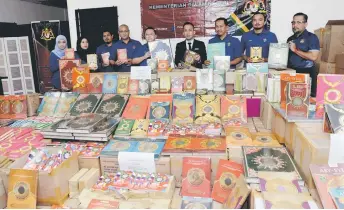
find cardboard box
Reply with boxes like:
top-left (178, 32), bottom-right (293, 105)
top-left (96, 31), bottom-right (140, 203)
top-left (335, 53), bottom-right (344, 74)
top-left (260, 99), bottom-right (274, 130)
top-left (322, 20), bottom-right (344, 63)
top-left (293, 127), bottom-right (330, 189)
top-left (314, 28), bottom-right (325, 48)
top-left (319, 61), bottom-right (336, 74)
top-left (100, 155), bottom-right (171, 176)
top-left (271, 110), bottom-right (286, 143)
top-left (0, 148), bottom-right (79, 205)
top-left (78, 157), bottom-right (100, 171)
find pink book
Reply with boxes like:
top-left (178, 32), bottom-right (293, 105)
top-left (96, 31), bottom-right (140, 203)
top-left (316, 74), bottom-right (344, 118)
top-left (247, 98), bottom-right (261, 117)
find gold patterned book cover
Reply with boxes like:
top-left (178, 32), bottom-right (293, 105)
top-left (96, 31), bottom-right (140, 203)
top-left (250, 47), bottom-right (262, 62)
top-left (54, 92), bottom-right (79, 118)
top-left (72, 66), bottom-right (90, 93)
top-left (172, 93), bottom-right (195, 124)
top-left (87, 54), bottom-right (98, 70)
top-left (130, 119), bottom-right (149, 137)
top-left (195, 95), bottom-right (221, 124)
top-left (252, 133), bottom-right (281, 147)
top-left (262, 192), bottom-right (315, 209)
top-left (117, 76), bottom-right (129, 94)
top-left (95, 94), bottom-right (129, 117)
top-left (59, 59), bottom-right (81, 90)
top-left (183, 76), bottom-right (196, 93)
top-left (7, 169), bottom-right (38, 209)
top-left (223, 175), bottom-right (251, 209)
top-left (159, 76), bottom-right (171, 93)
top-left (258, 172), bottom-right (304, 194)
top-left (132, 139), bottom-right (166, 158)
top-left (38, 92), bottom-right (61, 117)
top-left (225, 126), bottom-right (253, 146)
top-left (221, 95), bottom-right (247, 126)
top-left (115, 119), bottom-right (135, 136)
top-left (286, 83), bottom-right (309, 118)
top-left (88, 73), bottom-right (104, 93)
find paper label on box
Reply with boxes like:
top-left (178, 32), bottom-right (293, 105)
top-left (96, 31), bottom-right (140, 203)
top-left (328, 134), bottom-right (344, 167)
top-left (118, 152), bottom-right (156, 173)
top-left (131, 66), bottom-right (151, 80)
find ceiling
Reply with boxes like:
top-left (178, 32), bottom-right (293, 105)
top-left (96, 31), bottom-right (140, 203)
top-left (20, 0), bottom-right (67, 8)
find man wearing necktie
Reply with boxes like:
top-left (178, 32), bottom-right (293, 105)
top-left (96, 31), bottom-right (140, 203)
top-left (174, 22), bottom-right (207, 68)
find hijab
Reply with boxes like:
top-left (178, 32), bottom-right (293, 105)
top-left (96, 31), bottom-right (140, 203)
top-left (76, 37), bottom-right (90, 62)
top-left (52, 35), bottom-right (67, 58)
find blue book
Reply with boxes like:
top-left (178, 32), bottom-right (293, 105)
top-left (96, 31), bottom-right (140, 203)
top-left (100, 139), bottom-right (138, 156)
top-left (149, 102), bottom-right (170, 120)
top-left (37, 92), bottom-right (61, 116)
top-left (246, 63), bottom-right (269, 73)
top-left (132, 139), bottom-right (166, 158)
top-left (329, 187), bottom-right (344, 209)
top-left (181, 196), bottom-right (213, 209)
top-left (102, 74), bottom-right (118, 94)
top-left (207, 43), bottom-right (226, 69)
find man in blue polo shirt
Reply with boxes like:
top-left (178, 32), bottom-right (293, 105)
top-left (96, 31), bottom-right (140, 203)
top-left (96, 29), bottom-right (116, 72)
top-left (111, 24), bottom-right (142, 72)
top-left (206, 17), bottom-right (242, 68)
top-left (132, 27), bottom-right (156, 66)
top-left (241, 12), bottom-right (278, 63)
top-left (287, 13), bottom-right (320, 97)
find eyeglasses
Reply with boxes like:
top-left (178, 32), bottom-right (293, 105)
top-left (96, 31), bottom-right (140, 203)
top-left (291, 21), bottom-right (306, 25)
top-left (119, 30), bottom-right (129, 33)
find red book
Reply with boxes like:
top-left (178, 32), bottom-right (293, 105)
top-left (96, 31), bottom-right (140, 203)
top-left (286, 83), bottom-right (309, 118)
top-left (117, 49), bottom-right (128, 62)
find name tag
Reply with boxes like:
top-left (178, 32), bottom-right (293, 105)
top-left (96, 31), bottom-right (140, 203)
top-left (194, 48), bottom-right (199, 50)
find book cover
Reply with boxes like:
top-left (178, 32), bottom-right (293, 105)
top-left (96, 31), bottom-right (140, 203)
top-left (171, 76), bottom-right (184, 93)
top-left (172, 93), bottom-right (195, 124)
top-left (147, 58), bottom-right (158, 73)
top-left (54, 92), bottom-right (79, 118)
top-left (212, 159), bottom-right (244, 203)
top-left (68, 94), bottom-right (102, 116)
top-left (286, 83), bottom-right (309, 118)
top-left (196, 68), bottom-right (213, 91)
top-left (59, 59), bottom-right (80, 90)
top-left (214, 56), bottom-right (230, 71)
top-left (138, 79), bottom-right (150, 95)
top-left (84, 117), bottom-right (120, 138)
top-left (221, 95), bottom-right (247, 126)
top-left (128, 79), bottom-right (139, 95)
top-left (95, 94), bottom-right (129, 117)
top-left (157, 60), bottom-right (169, 72)
top-left (223, 175), bottom-right (251, 209)
top-left (114, 119), bottom-right (135, 136)
top-left (252, 133), bottom-right (280, 147)
top-left (149, 102), bottom-right (170, 120)
top-left (0, 96), bottom-right (11, 119)
top-left (102, 74), bottom-right (118, 94)
top-left (195, 95), bottom-right (221, 124)
top-left (225, 126), bottom-right (253, 146)
top-left (243, 146), bottom-right (302, 184)
top-left (250, 47), bottom-right (262, 62)
top-left (87, 54), bottom-right (98, 70)
top-left (183, 76), bottom-right (196, 93)
top-left (268, 43), bottom-right (289, 69)
top-left (67, 113), bottom-right (106, 133)
top-left (181, 157), bottom-right (211, 197)
top-left (213, 69), bottom-right (226, 92)
top-left (181, 196), bottom-right (212, 209)
top-left (7, 169), bottom-right (38, 209)
top-left (234, 70), bottom-right (246, 92)
top-left (262, 192), bottom-right (315, 209)
top-left (148, 40), bottom-right (174, 68)
top-left (159, 76), bottom-right (171, 93)
top-left (267, 77), bottom-right (281, 103)
top-left (147, 119), bottom-right (169, 137)
top-left (207, 43), bottom-right (226, 69)
top-left (163, 135), bottom-right (193, 152)
top-left (65, 48), bottom-right (75, 59)
top-left (245, 73), bottom-right (257, 91)
top-left (38, 92), bottom-right (61, 117)
top-left (87, 199), bottom-right (119, 209)
top-left (117, 76), bottom-right (129, 94)
top-left (101, 52), bottom-right (110, 66)
top-left (246, 63), bottom-right (269, 73)
top-left (101, 139), bottom-right (138, 156)
top-left (194, 136), bottom-right (226, 152)
top-left (117, 49), bottom-right (128, 62)
top-left (133, 139), bottom-right (166, 158)
top-left (280, 73), bottom-right (308, 109)
top-left (329, 187), bottom-right (344, 209)
top-left (324, 104), bottom-right (344, 133)
top-left (151, 79), bottom-right (160, 94)
top-left (9, 95), bottom-right (27, 119)
top-left (130, 119), bottom-right (149, 137)
top-left (256, 73), bottom-right (268, 94)
top-left (309, 164), bottom-right (344, 209)
top-left (88, 73), bottom-right (104, 93)
top-left (146, 94), bottom-right (173, 119)
top-left (183, 50), bottom-right (197, 67)
top-left (72, 66), bottom-right (90, 93)
top-left (316, 74), bottom-right (344, 118)
top-left (258, 172), bottom-right (303, 193)
top-left (121, 96), bottom-right (149, 119)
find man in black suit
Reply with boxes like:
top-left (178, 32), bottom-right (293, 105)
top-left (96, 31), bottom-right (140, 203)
top-left (174, 22), bottom-right (207, 68)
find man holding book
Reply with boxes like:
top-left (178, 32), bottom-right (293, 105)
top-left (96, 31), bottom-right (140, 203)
top-left (174, 22), bottom-right (207, 69)
top-left (111, 24), bottom-right (142, 72)
top-left (96, 29), bottom-right (116, 72)
top-left (132, 27), bottom-right (157, 66)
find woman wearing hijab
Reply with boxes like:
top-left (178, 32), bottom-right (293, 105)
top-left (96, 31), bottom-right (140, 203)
top-left (49, 35), bottom-right (67, 89)
top-left (75, 37), bottom-right (97, 70)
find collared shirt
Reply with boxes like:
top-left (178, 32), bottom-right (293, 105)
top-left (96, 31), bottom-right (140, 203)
top-left (208, 34), bottom-right (242, 68)
top-left (287, 29), bottom-right (320, 68)
top-left (185, 39), bottom-right (195, 50)
top-left (132, 43), bottom-right (149, 66)
top-left (113, 38), bottom-right (142, 72)
top-left (96, 42), bottom-right (116, 72)
top-left (241, 29), bottom-right (278, 58)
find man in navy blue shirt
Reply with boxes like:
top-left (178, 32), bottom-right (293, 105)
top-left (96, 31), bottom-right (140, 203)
top-left (96, 29), bottom-right (116, 72)
top-left (241, 13), bottom-right (278, 63)
top-left (287, 13), bottom-right (320, 97)
top-left (206, 17), bottom-right (242, 68)
top-left (111, 24), bottom-right (142, 72)
top-left (132, 27), bottom-right (156, 66)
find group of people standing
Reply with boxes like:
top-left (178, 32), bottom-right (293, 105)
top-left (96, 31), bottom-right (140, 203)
top-left (49, 12), bottom-right (319, 96)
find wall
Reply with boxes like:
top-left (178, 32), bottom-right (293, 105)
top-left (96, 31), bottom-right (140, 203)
top-left (0, 0), bottom-right (67, 25)
top-left (67, 0), bottom-right (344, 48)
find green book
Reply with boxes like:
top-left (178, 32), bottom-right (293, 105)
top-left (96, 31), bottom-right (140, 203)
top-left (114, 119), bottom-right (135, 136)
top-left (207, 43), bottom-right (226, 69)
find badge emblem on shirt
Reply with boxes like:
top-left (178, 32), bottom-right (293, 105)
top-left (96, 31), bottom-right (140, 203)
top-left (300, 39), bottom-right (305, 43)
top-left (263, 38), bottom-right (267, 42)
top-left (133, 45), bottom-right (136, 49)
top-left (227, 42), bottom-right (231, 47)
